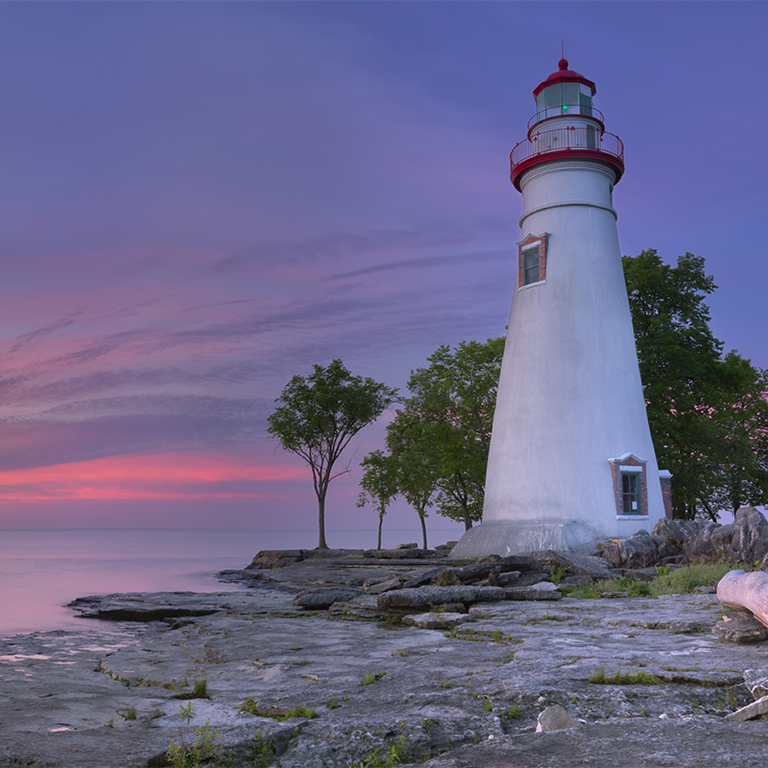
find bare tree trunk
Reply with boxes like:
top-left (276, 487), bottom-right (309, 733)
top-left (377, 511), bottom-right (383, 550)
top-left (317, 491), bottom-right (328, 549)
top-left (419, 512), bottom-right (428, 551)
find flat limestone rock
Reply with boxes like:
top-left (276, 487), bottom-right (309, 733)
top-left (725, 694), bottom-right (768, 722)
top-left (292, 587), bottom-right (364, 609)
top-left (377, 586), bottom-right (506, 612)
top-left (67, 593), bottom-right (226, 622)
top-left (535, 704), bottom-right (579, 732)
top-left (711, 611), bottom-right (768, 644)
top-left (402, 612), bottom-right (472, 630)
top-left (504, 584), bottom-right (562, 601)
top-left (364, 578), bottom-right (404, 595)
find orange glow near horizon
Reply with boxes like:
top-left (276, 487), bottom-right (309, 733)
top-left (0, 452), bottom-right (309, 502)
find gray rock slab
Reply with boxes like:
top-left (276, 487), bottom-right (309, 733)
top-left (377, 586), bottom-right (506, 613)
top-left (292, 587), bottom-right (364, 609)
top-left (3, 560), bottom-right (766, 768)
top-left (504, 585), bottom-right (562, 601)
top-left (364, 578), bottom-right (404, 594)
top-left (402, 613), bottom-right (473, 630)
top-left (544, 550), bottom-right (612, 578)
top-left (744, 668), bottom-right (768, 700)
top-left (712, 611), bottom-right (768, 644)
top-left (725, 694), bottom-right (768, 722)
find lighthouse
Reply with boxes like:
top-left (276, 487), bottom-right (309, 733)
top-left (452, 59), bottom-right (670, 558)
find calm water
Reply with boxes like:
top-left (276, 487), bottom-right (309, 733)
top-left (0, 528), bottom-right (457, 635)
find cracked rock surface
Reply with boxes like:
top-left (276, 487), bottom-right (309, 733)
top-left (2, 555), bottom-right (768, 767)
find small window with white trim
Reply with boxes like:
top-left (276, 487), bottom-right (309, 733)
top-left (622, 471), bottom-right (642, 515)
top-left (517, 233), bottom-right (549, 289)
top-left (609, 453), bottom-right (649, 517)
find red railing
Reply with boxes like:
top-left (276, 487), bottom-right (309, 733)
top-left (510, 126), bottom-right (624, 175)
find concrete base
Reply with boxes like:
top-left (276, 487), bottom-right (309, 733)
top-left (448, 520), bottom-right (601, 559)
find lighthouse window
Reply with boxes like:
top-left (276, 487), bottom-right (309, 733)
top-left (622, 472), bottom-right (642, 515)
top-left (545, 84), bottom-right (561, 111)
top-left (580, 86), bottom-right (593, 116)
top-left (523, 246), bottom-right (540, 285)
top-left (561, 83), bottom-right (578, 112)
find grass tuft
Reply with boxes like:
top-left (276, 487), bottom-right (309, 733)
top-left (589, 667), bottom-right (662, 685)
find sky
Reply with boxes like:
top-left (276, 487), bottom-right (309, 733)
top-left (0, 1), bottom-right (766, 535)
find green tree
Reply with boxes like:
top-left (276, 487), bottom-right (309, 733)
top-left (268, 360), bottom-right (398, 548)
top-left (356, 450), bottom-right (399, 550)
top-left (384, 410), bottom-right (442, 549)
top-left (623, 250), bottom-right (768, 519)
top-left (388, 337), bottom-right (504, 531)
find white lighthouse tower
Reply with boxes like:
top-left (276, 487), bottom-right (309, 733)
top-left (452, 59), bottom-right (670, 558)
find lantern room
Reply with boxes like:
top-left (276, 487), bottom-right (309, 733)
top-left (533, 59), bottom-right (596, 125)
top-left (510, 59), bottom-right (624, 191)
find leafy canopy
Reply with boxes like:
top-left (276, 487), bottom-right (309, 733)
top-left (268, 359), bottom-right (398, 548)
top-left (369, 337), bottom-right (504, 538)
top-left (623, 250), bottom-right (768, 519)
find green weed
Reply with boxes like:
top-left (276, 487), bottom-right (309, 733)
top-left (166, 703), bottom-right (222, 768)
top-left (363, 671), bottom-right (387, 685)
top-left (501, 705), bottom-right (524, 721)
top-left (589, 667), bottom-right (662, 685)
top-left (550, 564), bottom-right (567, 585)
top-left (239, 698), bottom-right (316, 720)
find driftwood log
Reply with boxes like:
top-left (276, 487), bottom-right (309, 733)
top-left (717, 570), bottom-right (768, 628)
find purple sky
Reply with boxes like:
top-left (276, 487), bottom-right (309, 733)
top-left (0, 2), bottom-right (765, 535)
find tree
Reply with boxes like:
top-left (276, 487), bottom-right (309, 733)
top-left (268, 360), bottom-right (398, 548)
top-left (623, 250), bottom-right (768, 519)
top-left (386, 337), bottom-right (505, 532)
top-left (356, 450), bottom-right (399, 550)
top-left (384, 410), bottom-right (441, 549)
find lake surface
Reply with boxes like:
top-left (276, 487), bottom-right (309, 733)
top-left (0, 528), bottom-right (459, 635)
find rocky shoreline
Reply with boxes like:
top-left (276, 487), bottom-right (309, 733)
top-left (2, 531), bottom-right (768, 767)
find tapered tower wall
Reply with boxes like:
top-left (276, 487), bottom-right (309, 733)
top-left (451, 62), bottom-right (667, 558)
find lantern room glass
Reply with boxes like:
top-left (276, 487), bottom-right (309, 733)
top-left (536, 82), bottom-right (593, 121)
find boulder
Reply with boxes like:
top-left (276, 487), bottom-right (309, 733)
top-left (735, 506), bottom-right (768, 564)
top-left (652, 518), bottom-right (704, 560)
top-left (292, 587), bottom-right (365, 609)
top-left (498, 571), bottom-right (521, 587)
top-left (684, 522), bottom-right (735, 564)
top-left (618, 529), bottom-right (658, 569)
top-left (544, 550), bottom-right (612, 578)
top-left (535, 705), bottom-right (579, 732)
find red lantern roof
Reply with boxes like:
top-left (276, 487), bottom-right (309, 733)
top-left (532, 59), bottom-right (596, 99)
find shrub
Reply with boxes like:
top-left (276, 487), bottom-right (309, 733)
top-left (649, 561), bottom-right (735, 595)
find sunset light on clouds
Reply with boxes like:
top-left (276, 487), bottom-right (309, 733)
top-left (0, 2), bottom-right (766, 531)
